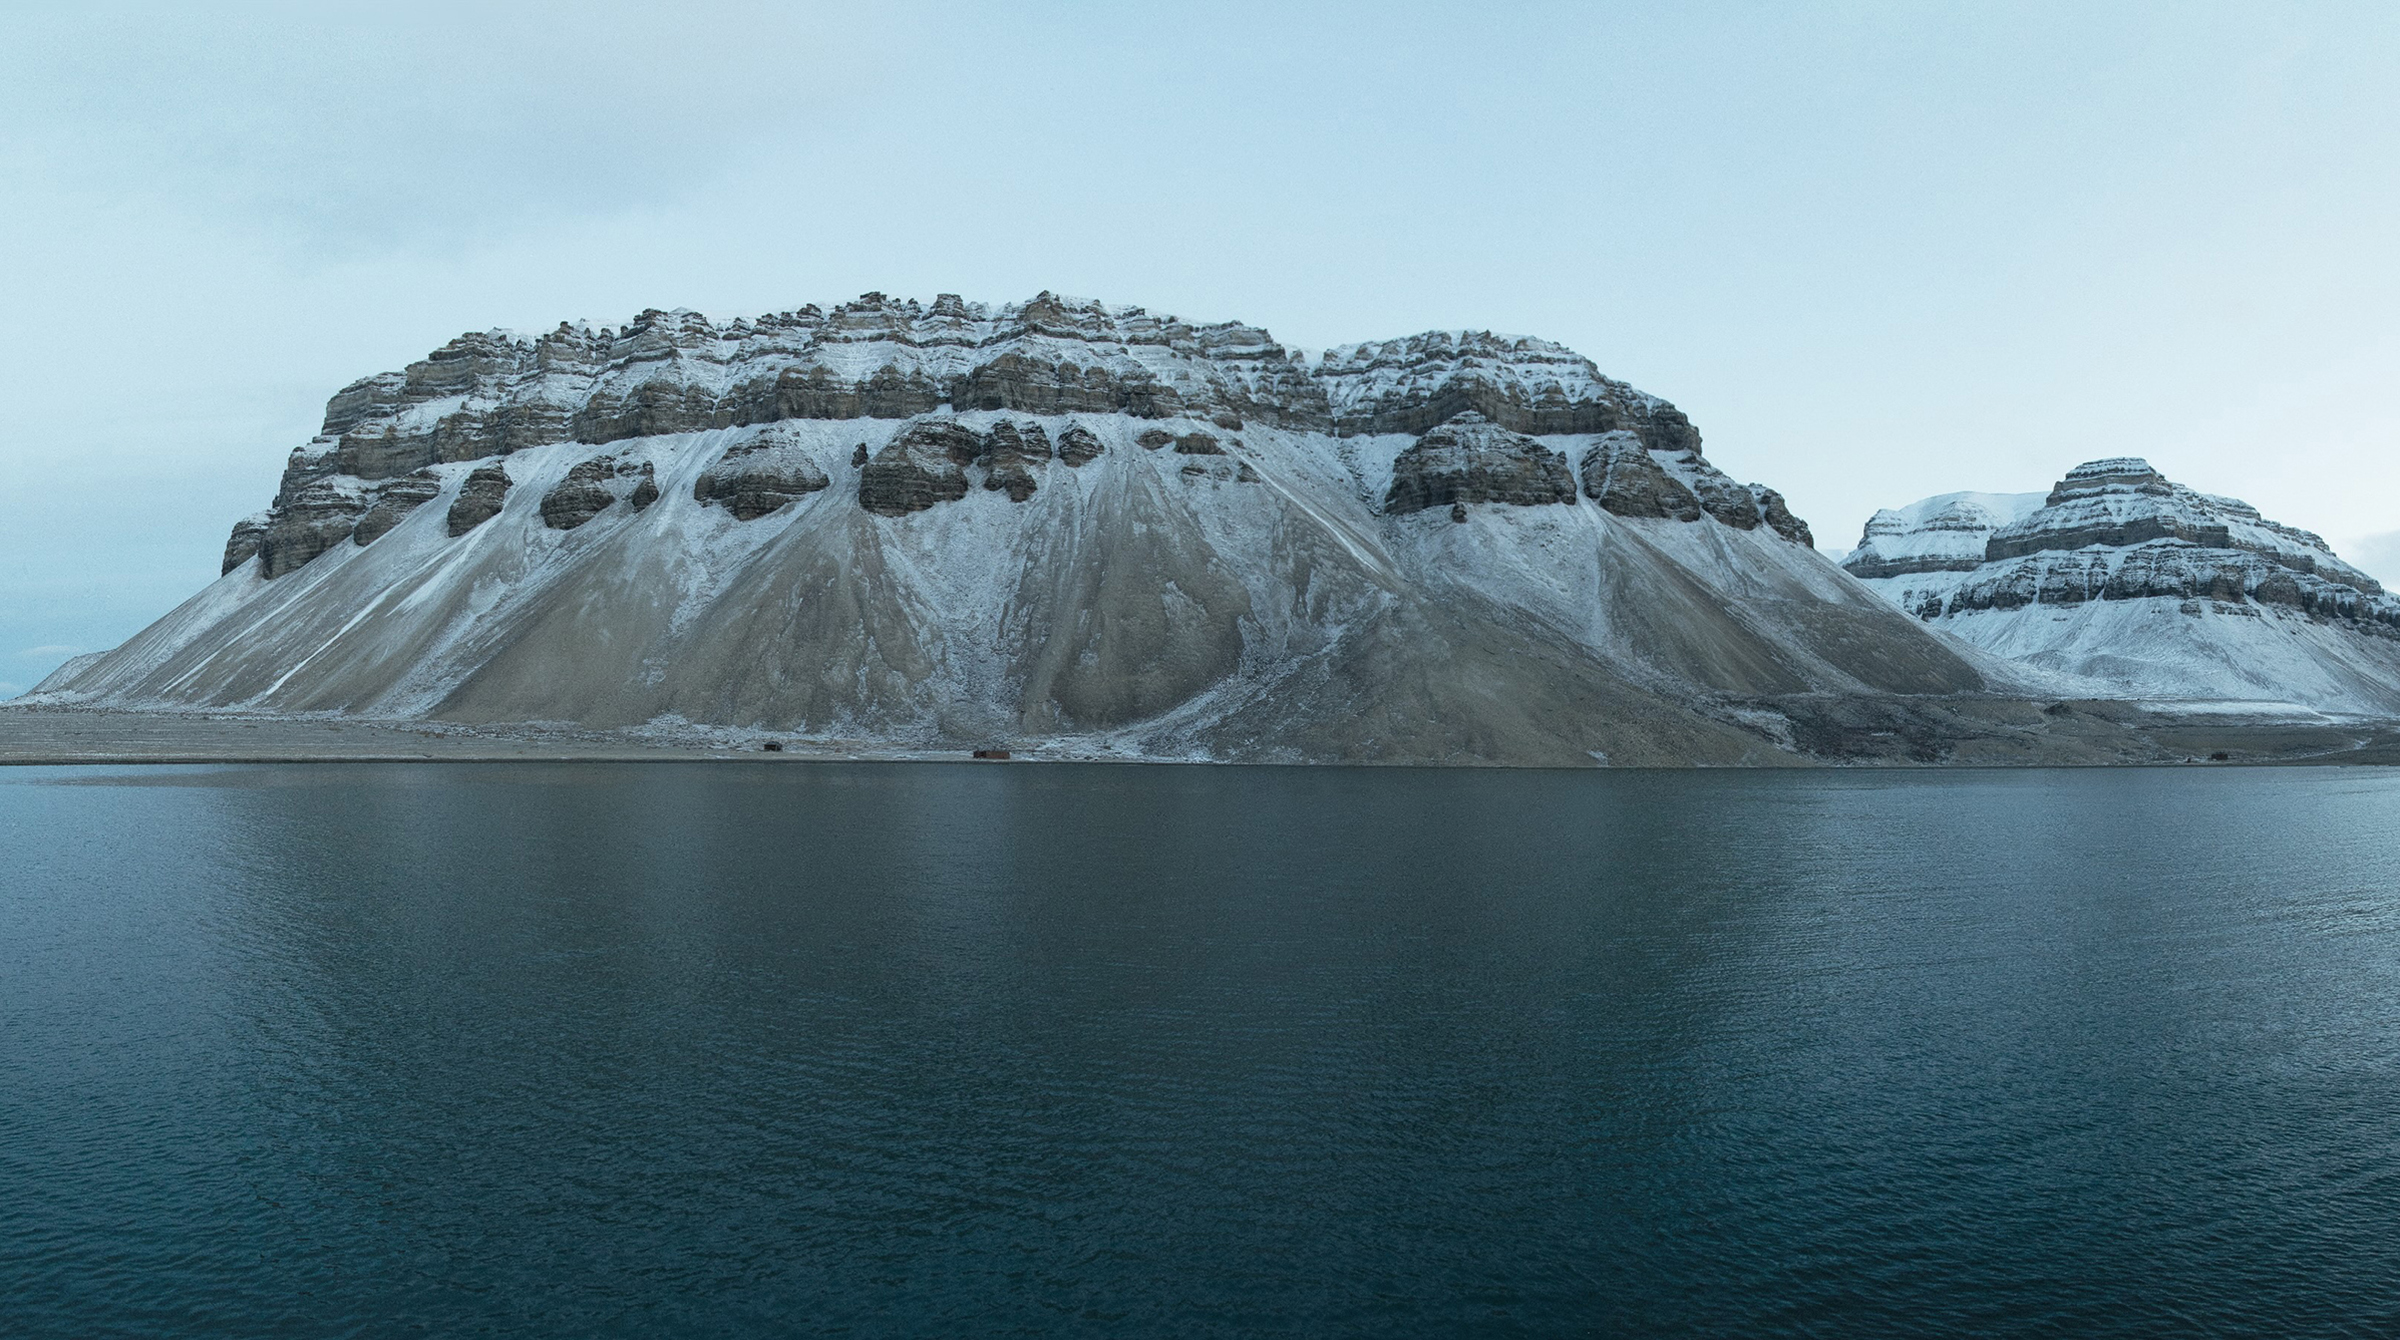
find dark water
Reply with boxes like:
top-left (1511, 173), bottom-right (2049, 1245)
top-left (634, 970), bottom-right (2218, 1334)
top-left (4, 763), bottom-right (2399, 1337)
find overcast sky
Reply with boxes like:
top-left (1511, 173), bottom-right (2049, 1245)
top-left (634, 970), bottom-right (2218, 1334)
top-left (5, 1), bottom-right (2398, 695)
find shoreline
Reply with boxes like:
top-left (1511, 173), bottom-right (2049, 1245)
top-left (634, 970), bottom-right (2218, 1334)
top-left (7, 703), bottom-right (2400, 769)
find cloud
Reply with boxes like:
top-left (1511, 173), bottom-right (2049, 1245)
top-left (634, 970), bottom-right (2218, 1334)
top-left (18, 644), bottom-right (80, 659)
top-left (0, 2), bottom-right (921, 254)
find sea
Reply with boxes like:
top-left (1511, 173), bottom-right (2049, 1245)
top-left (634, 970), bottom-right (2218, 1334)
top-left (4, 762), bottom-right (2398, 1336)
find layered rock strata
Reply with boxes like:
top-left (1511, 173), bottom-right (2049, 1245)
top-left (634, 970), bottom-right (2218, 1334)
top-left (691, 435), bottom-right (827, 522)
top-left (543, 456), bottom-right (659, 530)
top-left (1056, 425), bottom-right (1104, 466)
top-left (858, 420), bottom-right (977, 516)
top-left (980, 421), bottom-right (1051, 502)
top-left (356, 471), bottom-right (444, 545)
top-left (1315, 331), bottom-right (1699, 447)
top-left (47, 292), bottom-right (1996, 767)
top-left (1385, 413), bottom-right (1575, 514)
top-left (1581, 433), bottom-right (1699, 521)
top-left (255, 486), bottom-right (358, 577)
top-left (1842, 492), bottom-right (2044, 580)
top-left (217, 293), bottom-right (1813, 569)
top-left (445, 465), bottom-right (511, 536)
top-left (1844, 459), bottom-right (2400, 713)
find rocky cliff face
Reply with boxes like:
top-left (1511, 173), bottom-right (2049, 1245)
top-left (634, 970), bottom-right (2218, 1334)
top-left (1843, 460), bottom-right (2400, 715)
top-left (205, 292), bottom-right (1814, 576)
top-left (542, 456), bottom-right (660, 530)
top-left (1383, 413), bottom-right (1575, 514)
top-left (1842, 491), bottom-right (2046, 580)
top-left (41, 292), bottom-right (2008, 765)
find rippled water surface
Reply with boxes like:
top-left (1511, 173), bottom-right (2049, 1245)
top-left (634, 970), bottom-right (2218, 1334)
top-left (5, 762), bottom-right (2400, 1336)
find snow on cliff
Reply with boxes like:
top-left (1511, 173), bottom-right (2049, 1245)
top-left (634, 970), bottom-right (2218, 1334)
top-left (37, 292), bottom-right (2015, 764)
top-left (1843, 459), bottom-right (2400, 717)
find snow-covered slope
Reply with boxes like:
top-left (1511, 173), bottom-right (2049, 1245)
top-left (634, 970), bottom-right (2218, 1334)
top-left (39, 292), bottom-right (2008, 764)
top-left (1843, 459), bottom-right (2400, 717)
top-left (1844, 492), bottom-right (2045, 579)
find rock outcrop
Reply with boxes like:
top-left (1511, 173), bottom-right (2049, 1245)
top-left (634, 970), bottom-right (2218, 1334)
top-left (1056, 424), bottom-right (1104, 467)
top-left (1751, 487), bottom-right (1814, 548)
top-left (1844, 460), bottom-right (2400, 714)
top-left (273, 292), bottom-right (1330, 501)
top-left (542, 456), bottom-right (659, 530)
top-left (1384, 413), bottom-right (1575, 514)
top-left (1683, 460), bottom-right (1762, 530)
top-left (1315, 331), bottom-right (1698, 449)
top-left (257, 481), bottom-right (370, 578)
top-left (980, 421), bottom-right (1050, 502)
top-left (222, 514), bottom-right (270, 574)
top-left (445, 465), bottom-right (511, 536)
top-left (1580, 433), bottom-right (1700, 521)
top-left (858, 420), bottom-right (975, 516)
top-left (691, 435), bottom-right (828, 522)
top-left (355, 471), bottom-right (444, 545)
top-left (1572, 427), bottom-right (1809, 544)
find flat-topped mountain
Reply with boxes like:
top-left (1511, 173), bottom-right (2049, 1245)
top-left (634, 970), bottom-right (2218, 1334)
top-left (1844, 458), bottom-right (2400, 716)
top-left (216, 294), bottom-right (1780, 579)
top-left (38, 292), bottom-right (2029, 764)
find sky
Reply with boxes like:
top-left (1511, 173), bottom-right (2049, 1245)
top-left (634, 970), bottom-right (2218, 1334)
top-left (4, 0), bottom-right (2399, 695)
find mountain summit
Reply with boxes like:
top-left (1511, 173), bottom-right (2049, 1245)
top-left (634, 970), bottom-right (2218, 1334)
top-left (40, 292), bottom-right (2014, 763)
top-left (1843, 458), bottom-right (2400, 716)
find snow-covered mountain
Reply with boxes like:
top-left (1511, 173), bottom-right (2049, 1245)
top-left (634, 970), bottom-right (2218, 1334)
top-left (1843, 458), bottom-right (2400, 716)
top-left (38, 292), bottom-right (2016, 764)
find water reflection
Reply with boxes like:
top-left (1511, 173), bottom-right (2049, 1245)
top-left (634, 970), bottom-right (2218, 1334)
top-left (3, 763), bottom-right (2398, 1335)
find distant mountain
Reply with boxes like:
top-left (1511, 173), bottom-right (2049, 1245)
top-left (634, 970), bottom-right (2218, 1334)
top-left (35, 292), bottom-right (2023, 764)
top-left (1843, 458), bottom-right (2400, 716)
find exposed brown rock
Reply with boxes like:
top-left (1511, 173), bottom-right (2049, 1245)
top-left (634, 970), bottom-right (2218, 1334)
top-left (914, 420), bottom-right (988, 466)
top-left (1384, 412), bottom-right (1575, 515)
top-left (1317, 330), bottom-right (1700, 451)
top-left (950, 350), bottom-right (1181, 419)
top-left (355, 471), bottom-right (442, 545)
top-left (1751, 486), bottom-right (1814, 547)
top-left (541, 458), bottom-right (624, 531)
top-left (982, 421), bottom-right (1051, 503)
top-left (259, 482), bottom-right (368, 578)
top-left (446, 465), bottom-right (511, 536)
top-left (222, 515), bottom-right (269, 574)
top-left (1676, 457), bottom-right (1761, 529)
top-left (1580, 433), bottom-right (1700, 522)
top-left (1985, 459), bottom-right (2232, 562)
top-left (1943, 545), bottom-right (2400, 630)
top-left (725, 362), bottom-right (948, 428)
top-left (693, 436), bottom-right (832, 522)
top-left (1057, 424), bottom-right (1104, 466)
top-left (859, 421), bottom-right (975, 516)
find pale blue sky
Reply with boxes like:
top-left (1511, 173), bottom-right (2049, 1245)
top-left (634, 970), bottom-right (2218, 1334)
top-left (5, 1), bottom-right (2397, 694)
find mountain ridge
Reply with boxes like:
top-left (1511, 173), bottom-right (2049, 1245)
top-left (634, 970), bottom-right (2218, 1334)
top-left (1842, 458), bottom-right (2400, 717)
top-left (31, 292), bottom-right (2187, 765)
